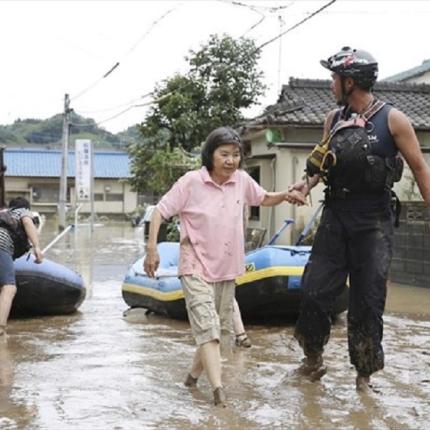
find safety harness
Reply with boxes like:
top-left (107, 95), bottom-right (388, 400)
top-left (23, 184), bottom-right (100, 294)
top-left (306, 99), bottom-right (404, 225)
top-left (307, 100), bottom-right (403, 188)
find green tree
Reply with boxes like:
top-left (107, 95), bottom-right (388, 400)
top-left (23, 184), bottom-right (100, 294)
top-left (129, 34), bottom-right (265, 194)
top-left (128, 128), bottom-right (199, 196)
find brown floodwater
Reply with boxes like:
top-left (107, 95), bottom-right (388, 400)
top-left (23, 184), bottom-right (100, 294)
top-left (1, 220), bottom-right (429, 429)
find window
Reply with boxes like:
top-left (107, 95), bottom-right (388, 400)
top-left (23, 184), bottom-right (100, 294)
top-left (105, 193), bottom-right (123, 202)
top-left (247, 166), bottom-right (261, 221)
top-left (94, 193), bottom-right (104, 201)
top-left (31, 185), bottom-right (60, 203)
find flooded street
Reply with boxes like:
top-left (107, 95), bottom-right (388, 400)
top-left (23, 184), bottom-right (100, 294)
top-left (1, 221), bottom-right (429, 429)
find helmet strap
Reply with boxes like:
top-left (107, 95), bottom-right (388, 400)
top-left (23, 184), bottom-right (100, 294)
top-left (339, 76), bottom-right (355, 105)
top-left (339, 76), bottom-right (349, 105)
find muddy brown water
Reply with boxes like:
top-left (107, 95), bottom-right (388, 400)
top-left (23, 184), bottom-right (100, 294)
top-left (1, 220), bottom-right (429, 429)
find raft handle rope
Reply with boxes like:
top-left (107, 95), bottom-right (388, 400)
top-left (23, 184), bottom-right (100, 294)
top-left (267, 219), bottom-right (294, 245)
top-left (41, 224), bottom-right (74, 255)
top-left (295, 202), bottom-right (325, 246)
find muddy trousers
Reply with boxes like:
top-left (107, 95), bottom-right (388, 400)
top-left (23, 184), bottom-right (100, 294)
top-left (294, 205), bottom-right (394, 376)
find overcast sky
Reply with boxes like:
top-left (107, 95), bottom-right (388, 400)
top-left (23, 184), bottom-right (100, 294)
top-left (1, 0), bottom-right (429, 134)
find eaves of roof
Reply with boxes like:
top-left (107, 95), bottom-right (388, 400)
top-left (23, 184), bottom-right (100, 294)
top-left (383, 59), bottom-right (430, 82)
top-left (246, 78), bottom-right (430, 131)
top-left (3, 148), bottom-right (132, 178)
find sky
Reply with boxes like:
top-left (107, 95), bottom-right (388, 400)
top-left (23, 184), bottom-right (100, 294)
top-left (1, 0), bottom-right (430, 134)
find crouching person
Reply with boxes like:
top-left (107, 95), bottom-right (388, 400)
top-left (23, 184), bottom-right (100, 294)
top-left (143, 126), bottom-right (305, 406)
top-left (0, 197), bottom-right (44, 337)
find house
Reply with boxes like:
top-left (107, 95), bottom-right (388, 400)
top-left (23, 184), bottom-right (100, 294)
top-left (384, 59), bottom-right (430, 84)
top-left (3, 148), bottom-right (137, 216)
top-left (242, 78), bottom-right (430, 245)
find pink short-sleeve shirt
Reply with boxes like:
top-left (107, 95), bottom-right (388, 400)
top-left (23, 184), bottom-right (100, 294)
top-left (156, 167), bottom-right (266, 282)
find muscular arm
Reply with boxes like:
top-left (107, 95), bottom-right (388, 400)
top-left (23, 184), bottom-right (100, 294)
top-left (143, 208), bottom-right (163, 277)
top-left (389, 108), bottom-right (430, 207)
top-left (21, 216), bottom-right (43, 263)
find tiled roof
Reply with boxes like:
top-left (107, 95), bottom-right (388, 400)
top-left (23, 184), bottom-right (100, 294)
top-left (383, 59), bottom-right (430, 82)
top-left (3, 148), bottom-right (132, 178)
top-left (248, 78), bottom-right (430, 130)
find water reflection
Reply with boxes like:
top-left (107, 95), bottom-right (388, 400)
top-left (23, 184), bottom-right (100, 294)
top-left (1, 220), bottom-right (429, 429)
top-left (0, 342), bottom-right (13, 406)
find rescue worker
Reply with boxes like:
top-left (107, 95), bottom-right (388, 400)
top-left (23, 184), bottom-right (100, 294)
top-left (0, 197), bottom-right (44, 337)
top-left (289, 47), bottom-right (430, 390)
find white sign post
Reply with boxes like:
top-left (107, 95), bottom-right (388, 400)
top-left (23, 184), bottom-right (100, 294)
top-left (75, 139), bottom-right (94, 230)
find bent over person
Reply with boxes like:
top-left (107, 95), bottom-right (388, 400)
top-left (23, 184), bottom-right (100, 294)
top-left (0, 197), bottom-right (44, 337)
top-left (144, 126), bottom-right (305, 406)
top-left (290, 47), bottom-right (430, 390)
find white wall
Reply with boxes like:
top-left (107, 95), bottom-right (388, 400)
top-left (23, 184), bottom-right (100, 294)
top-left (5, 176), bottom-right (137, 215)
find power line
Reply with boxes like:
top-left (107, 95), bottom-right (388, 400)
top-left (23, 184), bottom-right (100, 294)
top-left (95, 92), bottom-right (173, 126)
top-left (221, 0), bottom-right (294, 13)
top-left (256, 0), bottom-right (337, 51)
top-left (76, 92), bottom-right (154, 115)
top-left (241, 10), bottom-right (266, 38)
top-left (220, 0), bottom-right (267, 37)
top-left (277, 14), bottom-right (285, 94)
top-left (123, 6), bottom-right (180, 58)
top-left (72, 1), bottom-right (336, 130)
top-left (70, 4), bottom-right (180, 102)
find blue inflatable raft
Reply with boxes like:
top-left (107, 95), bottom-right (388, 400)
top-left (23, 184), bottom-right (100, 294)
top-left (122, 242), bottom-right (348, 321)
top-left (12, 255), bottom-right (86, 317)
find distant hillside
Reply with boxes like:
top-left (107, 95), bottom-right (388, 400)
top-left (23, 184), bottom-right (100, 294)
top-left (0, 113), bottom-right (141, 149)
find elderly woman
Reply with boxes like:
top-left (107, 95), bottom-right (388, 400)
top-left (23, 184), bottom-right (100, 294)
top-left (144, 126), bottom-right (305, 406)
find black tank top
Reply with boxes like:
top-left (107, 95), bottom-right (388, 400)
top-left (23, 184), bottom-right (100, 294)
top-left (327, 102), bottom-right (397, 211)
top-left (332, 103), bottom-right (397, 157)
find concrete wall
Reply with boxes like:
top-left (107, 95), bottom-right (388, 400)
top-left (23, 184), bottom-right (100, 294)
top-left (245, 127), bottom-right (328, 244)
top-left (390, 201), bottom-right (430, 288)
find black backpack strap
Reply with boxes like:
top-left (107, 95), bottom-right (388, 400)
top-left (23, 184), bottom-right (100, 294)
top-left (329, 108), bottom-right (342, 129)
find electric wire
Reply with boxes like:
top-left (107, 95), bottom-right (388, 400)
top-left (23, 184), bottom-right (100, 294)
top-left (70, 4), bottom-right (180, 103)
top-left (277, 14), bottom-right (285, 94)
top-left (220, 0), bottom-right (294, 13)
top-left (70, 0), bottom-right (336, 130)
top-left (122, 6), bottom-right (179, 58)
top-left (95, 92), bottom-right (172, 127)
top-left (77, 92), bottom-right (154, 114)
top-left (71, 91), bottom-right (172, 128)
top-left (256, 0), bottom-right (337, 51)
top-left (220, 0), bottom-right (267, 38)
top-left (241, 10), bottom-right (266, 37)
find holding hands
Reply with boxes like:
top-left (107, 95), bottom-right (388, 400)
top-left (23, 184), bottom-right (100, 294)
top-left (284, 189), bottom-right (307, 206)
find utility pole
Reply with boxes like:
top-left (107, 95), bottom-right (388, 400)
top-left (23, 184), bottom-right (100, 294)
top-left (0, 144), bottom-right (6, 209)
top-left (59, 93), bottom-right (71, 231)
top-left (277, 14), bottom-right (285, 95)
